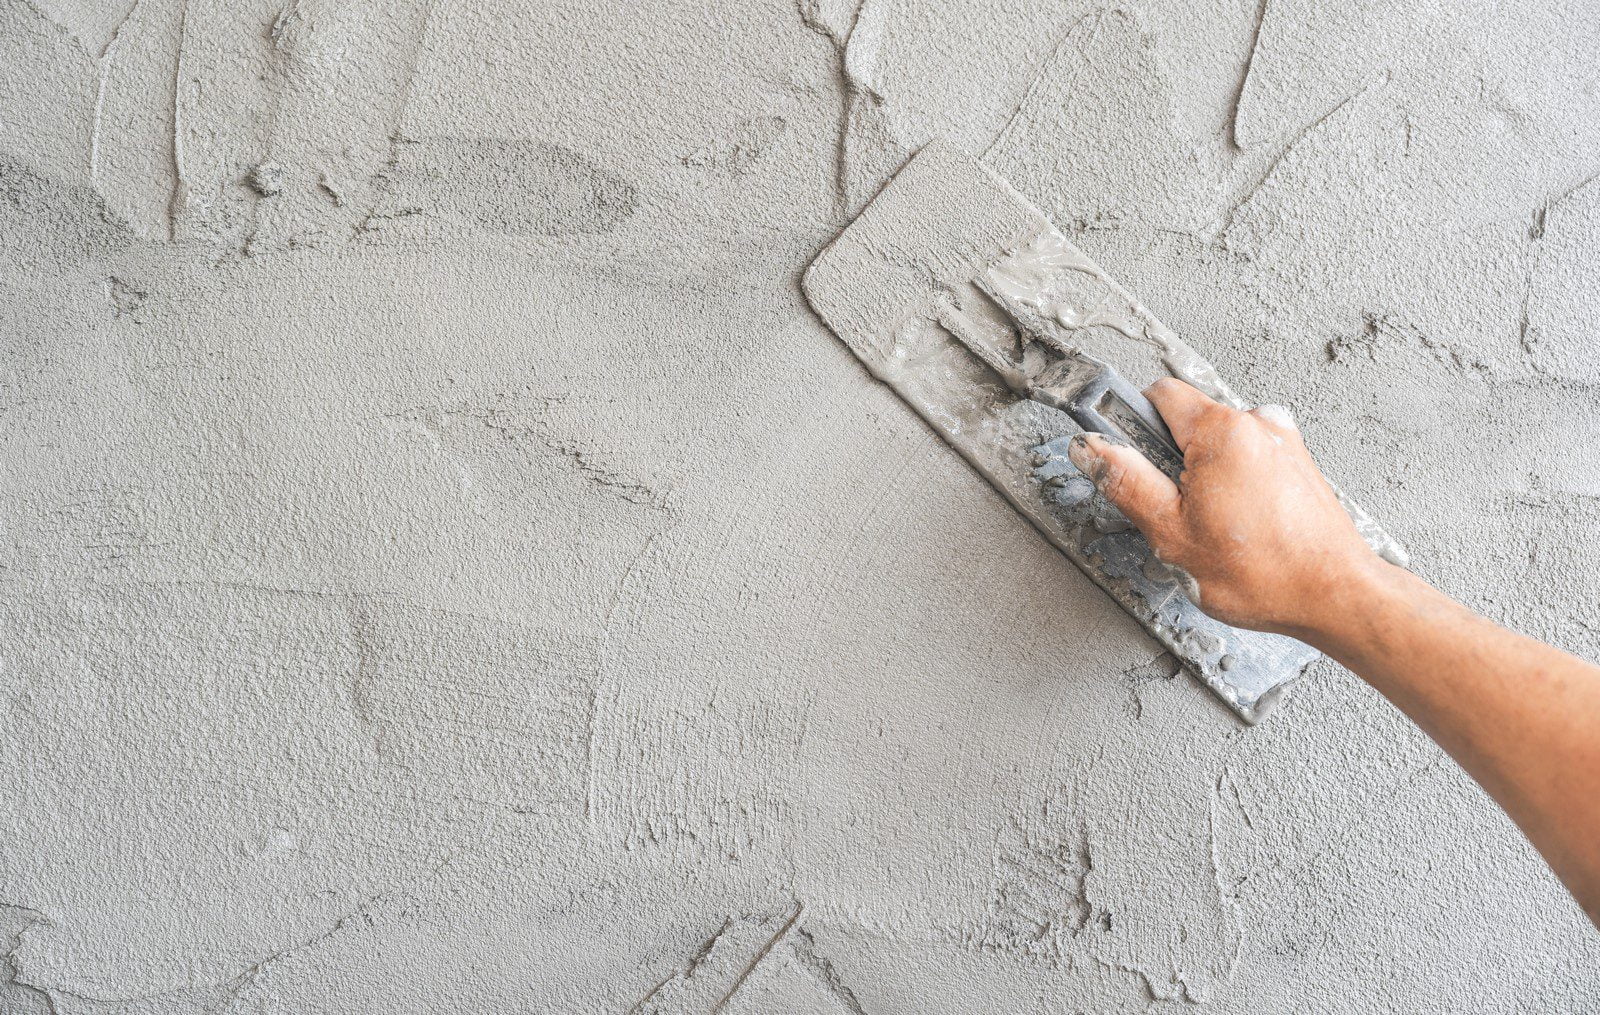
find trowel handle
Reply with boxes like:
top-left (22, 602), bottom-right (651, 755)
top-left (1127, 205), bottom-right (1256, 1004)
top-left (1065, 366), bottom-right (1186, 482)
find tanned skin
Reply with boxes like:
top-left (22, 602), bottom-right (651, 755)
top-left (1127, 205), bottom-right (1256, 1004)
top-left (1067, 378), bottom-right (1600, 926)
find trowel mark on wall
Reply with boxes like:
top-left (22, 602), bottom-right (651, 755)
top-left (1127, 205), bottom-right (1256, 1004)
top-left (362, 137), bottom-right (637, 240)
top-left (18, 0), bottom-right (140, 59)
top-left (798, 0), bottom-right (908, 218)
top-left (786, 929), bottom-right (869, 1015)
top-left (88, 0), bottom-right (142, 183)
top-left (961, 814), bottom-right (1096, 961)
top-left (680, 116), bottom-right (789, 178)
top-left (166, 0), bottom-right (191, 242)
top-left (631, 909), bottom-right (800, 1013)
top-left (220, 813), bottom-right (537, 1012)
top-left (0, 158), bottom-right (130, 265)
top-left (1324, 311), bottom-right (1493, 376)
top-left (1120, 652), bottom-right (1182, 721)
top-left (342, 598), bottom-right (599, 816)
top-left (248, 0), bottom-right (438, 252)
top-left (107, 274), bottom-right (147, 317)
top-left (1521, 172), bottom-right (1600, 380)
top-left (0, 905), bottom-right (53, 1015)
top-left (78, 0), bottom-right (448, 254)
top-left (529, 427), bottom-right (672, 508)
top-left (981, 7), bottom-right (1202, 235)
top-left (958, 791), bottom-right (1236, 1002)
top-left (384, 395), bottom-right (673, 510)
top-left (14, 0), bottom-right (85, 55)
top-left (1479, 487), bottom-right (1600, 655)
top-left (1218, 70), bottom-right (1391, 247)
top-left (33, 484), bottom-right (158, 576)
top-left (632, 906), bottom-right (865, 1014)
top-left (1229, 0), bottom-right (1271, 150)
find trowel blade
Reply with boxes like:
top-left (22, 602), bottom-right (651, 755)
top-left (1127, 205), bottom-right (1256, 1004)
top-left (801, 140), bottom-right (1404, 723)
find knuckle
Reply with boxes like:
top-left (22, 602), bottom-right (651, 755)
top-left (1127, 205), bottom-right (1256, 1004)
top-left (1208, 407), bottom-right (1252, 439)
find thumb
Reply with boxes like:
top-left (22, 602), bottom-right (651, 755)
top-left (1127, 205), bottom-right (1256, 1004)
top-left (1066, 432), bottom-right (1181, 534)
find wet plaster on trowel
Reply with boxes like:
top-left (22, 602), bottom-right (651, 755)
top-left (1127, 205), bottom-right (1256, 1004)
top-left (3, 0), bottom-right (1600, 1010)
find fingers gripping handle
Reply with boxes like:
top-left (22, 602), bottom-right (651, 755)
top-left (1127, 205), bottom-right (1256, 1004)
top-left (1063, 365), bottom-right (1185, 482)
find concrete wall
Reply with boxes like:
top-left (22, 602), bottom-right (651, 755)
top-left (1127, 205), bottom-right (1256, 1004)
top-left (2, 0), bottom-right (1598, 1010)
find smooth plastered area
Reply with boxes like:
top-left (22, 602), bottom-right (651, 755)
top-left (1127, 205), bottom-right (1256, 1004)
top-left (2, 0), bottom-right (1598, 1011)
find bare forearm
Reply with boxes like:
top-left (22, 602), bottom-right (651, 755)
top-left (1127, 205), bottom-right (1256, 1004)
top-left (1303, 562), bottom-right (1600, 924)
top-left (1074, 380), bottom-right (1600, 923)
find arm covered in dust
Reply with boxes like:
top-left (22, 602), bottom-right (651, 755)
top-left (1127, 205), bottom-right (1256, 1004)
top-left (1067, 379), bottom-right (1600, 928)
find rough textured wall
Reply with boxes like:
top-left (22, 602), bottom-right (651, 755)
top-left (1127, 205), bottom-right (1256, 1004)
top-left (2, 0), bottom-right (1598, 1011)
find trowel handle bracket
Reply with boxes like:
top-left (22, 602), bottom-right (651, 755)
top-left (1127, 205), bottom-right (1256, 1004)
top-left (1066, 367), bottom-right (1186, 482)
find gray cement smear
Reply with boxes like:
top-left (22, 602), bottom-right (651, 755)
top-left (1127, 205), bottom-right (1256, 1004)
top-left (0, 0), bottom-right (1596, 1010)
top-left (802, 142), bottom-right (1399, 720)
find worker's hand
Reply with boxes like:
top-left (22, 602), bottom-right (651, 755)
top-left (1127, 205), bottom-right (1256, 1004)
top-left (1066, 379), bottom-right (1382, 637)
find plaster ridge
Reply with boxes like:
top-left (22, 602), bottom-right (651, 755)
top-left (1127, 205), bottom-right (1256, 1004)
top-left (1229, 0), bottom-right (1270, 150)
top-left (1521, 170), bottom-right (1600, 362)
top-left (789, 927), bottom-right (870, 1015)
top-left (709, 902), bottom-right (805, 1013)
top-left (386, 1), bottom-right (446, 168)
top-left (165, 0), bottom-right (191, 242)
top-left (980, 8), bottom-right (1109, 163)
top-left (1218, 68), bottom-right (1392, 243)
top-left (808, 2), bottom-right (860, 217)
top-left (1233, 751), bottom-right (1449, 902)
top-left (1, 904), bottom-right (58, 1012)
top-left (590, 532), bottom-right (668, 825)
top-left (1206, 779), bottom-right (1243, 990)
top-left (14, 0), bottom-right (93, 61)
top-left (88, 0), bottom-right (142, 184)
top-left (1542, 170), bottom-right (1600, 222)
top-left (220, 819), bottom-right (518, 1008)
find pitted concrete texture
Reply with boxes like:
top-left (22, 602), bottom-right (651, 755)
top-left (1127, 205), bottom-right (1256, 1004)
top-left (2, 0), bottom-right (1598, 1010)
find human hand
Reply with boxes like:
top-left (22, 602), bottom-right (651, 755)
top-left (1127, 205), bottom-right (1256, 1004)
top-left (1065, 379), bottom-right (1382, 638)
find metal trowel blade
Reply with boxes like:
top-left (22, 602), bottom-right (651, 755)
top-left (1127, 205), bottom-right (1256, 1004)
top-left (801, 140), bottom-right (1403, 723)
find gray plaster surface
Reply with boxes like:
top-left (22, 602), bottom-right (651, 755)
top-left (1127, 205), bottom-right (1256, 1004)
top-left (1, 0), bottom-right (1597, 1010)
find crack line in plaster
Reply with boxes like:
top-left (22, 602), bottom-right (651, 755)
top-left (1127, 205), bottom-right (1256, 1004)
top-left (383, 399), bottom-right (674, 510)
top-left (790, 928), bottom-right (870, 1015)
top-left (981, 9), bottom-right (1110, 164)
top-left (1217, 69), bottom-right (1391, 242)
top-left (709, 903), bottom-right (806, 1014)
top-left (627, 918), bottom-right (732, 1013)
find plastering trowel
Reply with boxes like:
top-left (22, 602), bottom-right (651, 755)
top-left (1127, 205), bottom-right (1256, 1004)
top-left (801, 141), bottom-right (1406, 723)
